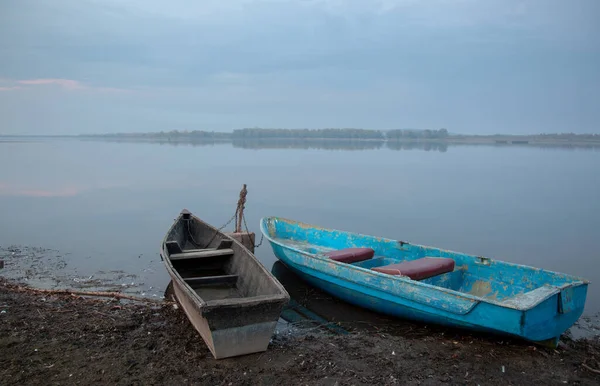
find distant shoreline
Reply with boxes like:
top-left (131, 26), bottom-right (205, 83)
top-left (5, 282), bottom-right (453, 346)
top-left (76, 136), bottom-right (600, 146)
top-left (2, 129), bottom-right (600, 147)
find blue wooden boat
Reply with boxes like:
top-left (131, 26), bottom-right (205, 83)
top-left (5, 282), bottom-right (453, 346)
top-left (260, 217), bottom-right (590, 348)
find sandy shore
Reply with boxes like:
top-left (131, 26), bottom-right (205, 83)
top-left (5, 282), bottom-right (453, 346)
top-left (1, 279), bottom-right (599, 385)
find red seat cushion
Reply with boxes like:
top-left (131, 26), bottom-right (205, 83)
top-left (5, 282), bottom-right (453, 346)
top-left (324, 248), bottom-right (375, 264)
top-left (372, 257), bottom-right (455, 280)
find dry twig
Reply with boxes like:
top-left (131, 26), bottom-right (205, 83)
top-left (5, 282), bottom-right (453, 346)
top-left (0, 282), bottom-right (173, 305)
top-left (582, 363), bottom-right (600, 375)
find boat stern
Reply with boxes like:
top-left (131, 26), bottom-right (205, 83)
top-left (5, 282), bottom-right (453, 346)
top-left (520, 282), bottom-right (589, 347)
top-left (200, 296), bottom-right (289, 359)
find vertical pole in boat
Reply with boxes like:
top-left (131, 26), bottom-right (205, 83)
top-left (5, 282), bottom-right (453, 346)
top-left (236, 184), bottom-right (247, 233)
top-left (226, 184), bottom-right (256, 253)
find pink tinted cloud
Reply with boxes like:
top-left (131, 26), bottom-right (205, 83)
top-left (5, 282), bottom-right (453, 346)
top-left (0, 78), bottom-right (132, 93)
top-left (0, 183), bottom-right (81, 197)
top-left (0, 181), bottom-right (134, 197)
top-left (17, 188), bottom-right (80, 197)
top-left (18, 78), bottom-right (84, 90)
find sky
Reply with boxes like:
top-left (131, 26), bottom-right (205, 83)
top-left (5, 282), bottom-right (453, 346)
top-left (0, 0), bottom-right (599, 135)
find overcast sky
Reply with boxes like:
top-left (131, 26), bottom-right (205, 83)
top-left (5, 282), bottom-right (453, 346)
top-left (1, 0), bottom-right (599, 135)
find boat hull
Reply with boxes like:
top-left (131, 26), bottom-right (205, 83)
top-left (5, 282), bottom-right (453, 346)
top-left (161, 210), bottom-right (289, 359)
top-left (261, 218), bottom-right (589, 348)
top-left (170, 278), bottom-right (281, 359)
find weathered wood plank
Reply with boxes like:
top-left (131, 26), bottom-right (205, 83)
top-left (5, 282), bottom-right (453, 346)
top-left (184, 274), bottom-right (238, 286)
top-left (170, 249), bottom-right (234, 260)
top-left (179, 248), bottom-right (214, 254)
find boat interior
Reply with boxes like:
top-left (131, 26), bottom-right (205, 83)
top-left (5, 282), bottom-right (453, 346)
top-left (265, 219), bottom-right (583, 305)
top-left (164, 213), bottom-right (283, 303)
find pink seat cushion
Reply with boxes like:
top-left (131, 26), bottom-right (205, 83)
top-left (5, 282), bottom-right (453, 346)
top-left (372, 257), bottom-right (455, 280)
top-left (324, 248), bottom-right (375, 264)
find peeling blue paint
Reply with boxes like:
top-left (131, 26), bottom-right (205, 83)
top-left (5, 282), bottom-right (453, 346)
top-left (260, 217), bottom-right (590, 348)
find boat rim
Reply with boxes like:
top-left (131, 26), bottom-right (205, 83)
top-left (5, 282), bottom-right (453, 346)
top-left (160, 211), bottom-right (289, 309)
top-left (259, 216), bottom-right (590, 311)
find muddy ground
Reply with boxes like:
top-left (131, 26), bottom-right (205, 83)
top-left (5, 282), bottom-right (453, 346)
top-left (1, 280), bottom-right (599, 385)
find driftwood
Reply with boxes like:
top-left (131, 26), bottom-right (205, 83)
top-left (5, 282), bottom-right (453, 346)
top-left (0, 282), bottom-right (173, 305)
top-left (582, 363), bottom-right (600, 375)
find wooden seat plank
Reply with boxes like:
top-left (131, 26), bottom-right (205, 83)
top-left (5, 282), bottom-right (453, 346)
top-left (184, 274), bottom-right (238, 286)
top-left (170, 248), bottom-right (234, 260)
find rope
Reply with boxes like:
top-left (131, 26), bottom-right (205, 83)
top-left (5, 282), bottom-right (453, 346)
top-left (235, 184), bottom-right (247, 233)
top-left (203, 209), bottom-right (238, 248)
top-left (186, 219), bottom-right (204, 248)
top-left (242, 211), bottom-right (264, 248)
top-left (200, 184), bottom-right (264, 250)
top-left (234, 184), bottom-right (263, 249)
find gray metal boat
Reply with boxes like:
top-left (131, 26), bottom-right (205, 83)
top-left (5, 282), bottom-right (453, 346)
top-left (160, 209), bottom-right (289, 359)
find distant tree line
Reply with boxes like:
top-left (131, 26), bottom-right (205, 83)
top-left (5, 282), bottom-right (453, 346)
top-left (230, 127), bottom-right (451, 140)
top-left (159, 130), bottom-right (232, 140)
top-left (232, 128), bottom-right (385, 140)
top-left (386, 128), bottom-right (449, 140)
top-left (82, 128), bottom-right (452, 141)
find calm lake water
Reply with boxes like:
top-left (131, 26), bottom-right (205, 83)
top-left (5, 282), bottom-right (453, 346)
top-left (1, 139), bottom-right (599, 321)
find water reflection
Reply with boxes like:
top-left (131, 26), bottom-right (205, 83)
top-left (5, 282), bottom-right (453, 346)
top-left (1, 138), bottom-right (598, 320)
top-left (79, 137), bottom-right (226, 147)
top-left (75, 137), bottom-right (600, 152)
top-left (233, 139), bottom-right (385, 151)
top-left (386, 141), bottom-right (448, 152)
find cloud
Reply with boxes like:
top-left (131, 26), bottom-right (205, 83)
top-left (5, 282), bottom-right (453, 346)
top-left (0, 183), bottom-right (81, 197)
top-left (0, 78), bottom-right (133, 93)
top-left (0, 0), bottom-right (598, 134)
top-left (18, 78), bottom-right (84, 90)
